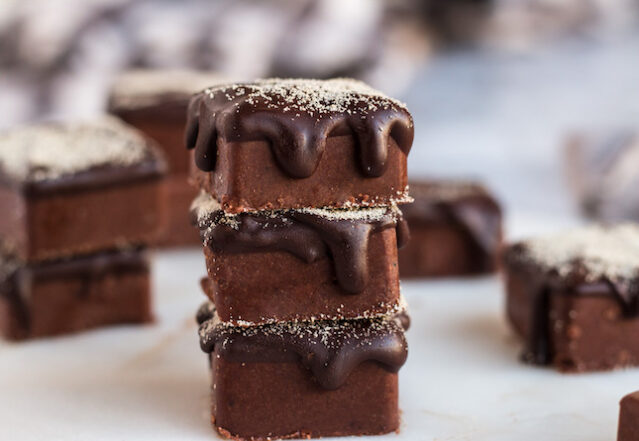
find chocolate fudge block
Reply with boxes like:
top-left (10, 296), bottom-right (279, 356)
top-left (197, 305), bottom-right (408, 440)
top-left (108, 69), bottom-right (227, 175)
top-left (619, 391), bottom-right (639, 441)
top-left (564, 130), bottom-right (639, 222)
top-left (0, 118), bottom-right (167, 261)
top-left (109, 70), bottom-right (225, 247)
top-left (0, 248), bottom-right (152, 340)
top-left (159, 175), bottom-right (201, 247)
top-left (399, 180), bottom-right (502, 278)
top-left (185, 78), bottom-right (414, 213)
top-left (503, 224), bottom-right (639, 372)
top-left (192, 192), bottom-right (409, 324)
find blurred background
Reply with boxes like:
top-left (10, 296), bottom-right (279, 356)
top-left (1, 0), bottom-right (639, 235)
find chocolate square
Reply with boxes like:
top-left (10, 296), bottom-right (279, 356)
top-left (108, 70), bottom-right (226, 247)
top-left (503, 225), bottom-right (639, 372)
top-left (0, 118), bottom-right (167, 261)
top-left (193, 194), bottom-right (408, 324)
top-left (185, 79), bottom-right (413, 212)
top-left (0, 248), bottom-right (152, 340)
top-left (399, 180), bottom-right (502, 278)
top-left (197, 305), bottom-right (408, 439)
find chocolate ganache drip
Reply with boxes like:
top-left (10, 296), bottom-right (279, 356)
top-left (185, 78), bottom-right (414, 178)
top-left (197, 303), bottom-right (408, 390)
top-left (192, 193), bottom-right (407, 294)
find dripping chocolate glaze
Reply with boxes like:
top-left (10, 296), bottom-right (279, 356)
top-left (184, 78), bottom-right (414, 178)
top-left (503, 233), bottom-right (639, 365)
top-left (193, 198), bottom-right (408, 294)
top-left (402, 180), bottom-right (502, 260)
top-left (197, 304), bottom-right (408, 390)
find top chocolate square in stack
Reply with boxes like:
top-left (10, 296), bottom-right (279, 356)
top-left (185, 78), bottom-right (414, 213)
top-left (0, 117), bottom-right (167, 261)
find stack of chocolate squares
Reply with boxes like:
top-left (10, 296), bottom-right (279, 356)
top-left (187, 79), bottom-right (414, 440)
top-left (0, 118), bottom-right (166, 340)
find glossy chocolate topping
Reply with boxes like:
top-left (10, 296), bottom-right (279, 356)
top-left (504, 225), bottom-right (639, 364)
top-left (197, 304), bottom-right (408, 390)
top-left (192, 194), bottom-right (407, 294)
top-left (402, 180), bottom-right (502, 258)
top-left (185, 78), bottom-right (414, 178)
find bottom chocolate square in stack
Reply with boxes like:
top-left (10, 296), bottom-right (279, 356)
top-left (197, 303), bottom-right (409, 440)
top-left (0, 248), bottom-right (152, 340)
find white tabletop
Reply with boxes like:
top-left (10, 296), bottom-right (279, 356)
top-left (0, 248), bottom-right (636, 440)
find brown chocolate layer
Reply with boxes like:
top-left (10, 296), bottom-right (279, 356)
top-left (211, 359), bottom-right (399, 440)
top-left (201, 226), bottom-right (400, 324)
top-left (400, 225), bottom-right (492, 277)
top-left (185, 79), bottom-right (413, 212)
top-left (400, 180), bottom-right (502, 278)
top-left (0, 167), bottom-right (166, 262)
top-left (186, 79), bottom-right (413, 178)
top-left (197, 306), bottom-right (408, 390)
top-left (110, 102), bottom-right (202, 247)
top-left (0, 248), bottom-right (152, 340)
top-left (193, 197), bottom-right (406, 294)
top-left (158, 175), bottom-right (200, 247)
top-left (189, 135), bottom-right (410, 213)
top-left (111, 101), bottom-right (190, 175)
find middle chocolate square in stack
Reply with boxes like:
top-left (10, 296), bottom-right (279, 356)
top-left (192, 193), bottom-right (406, 323)
top-left (187, 78), bottom-right (414, 440)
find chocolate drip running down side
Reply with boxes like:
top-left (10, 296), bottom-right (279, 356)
top-left (197, 304), bottom-right (408, 390)
top-left (185, 79), bottom-right (414, 178)
top-left (194, 199), bottom-right (407, 294)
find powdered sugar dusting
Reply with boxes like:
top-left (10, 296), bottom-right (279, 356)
top-left (298, 204), bottom-right (401, 221)
top-left (205, 78), bottom-right (408, 117)
top-left (190, 191), bottom-right (401, 230)
top-left (199, 303), bottom-right (404, 351)
top-left (522, 224), bottom-right (639, 281)
top-left (0, 117), bottom-right (151, 182)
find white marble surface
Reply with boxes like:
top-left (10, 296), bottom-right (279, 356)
top-left (1, 249), bottom-right (637, 440)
